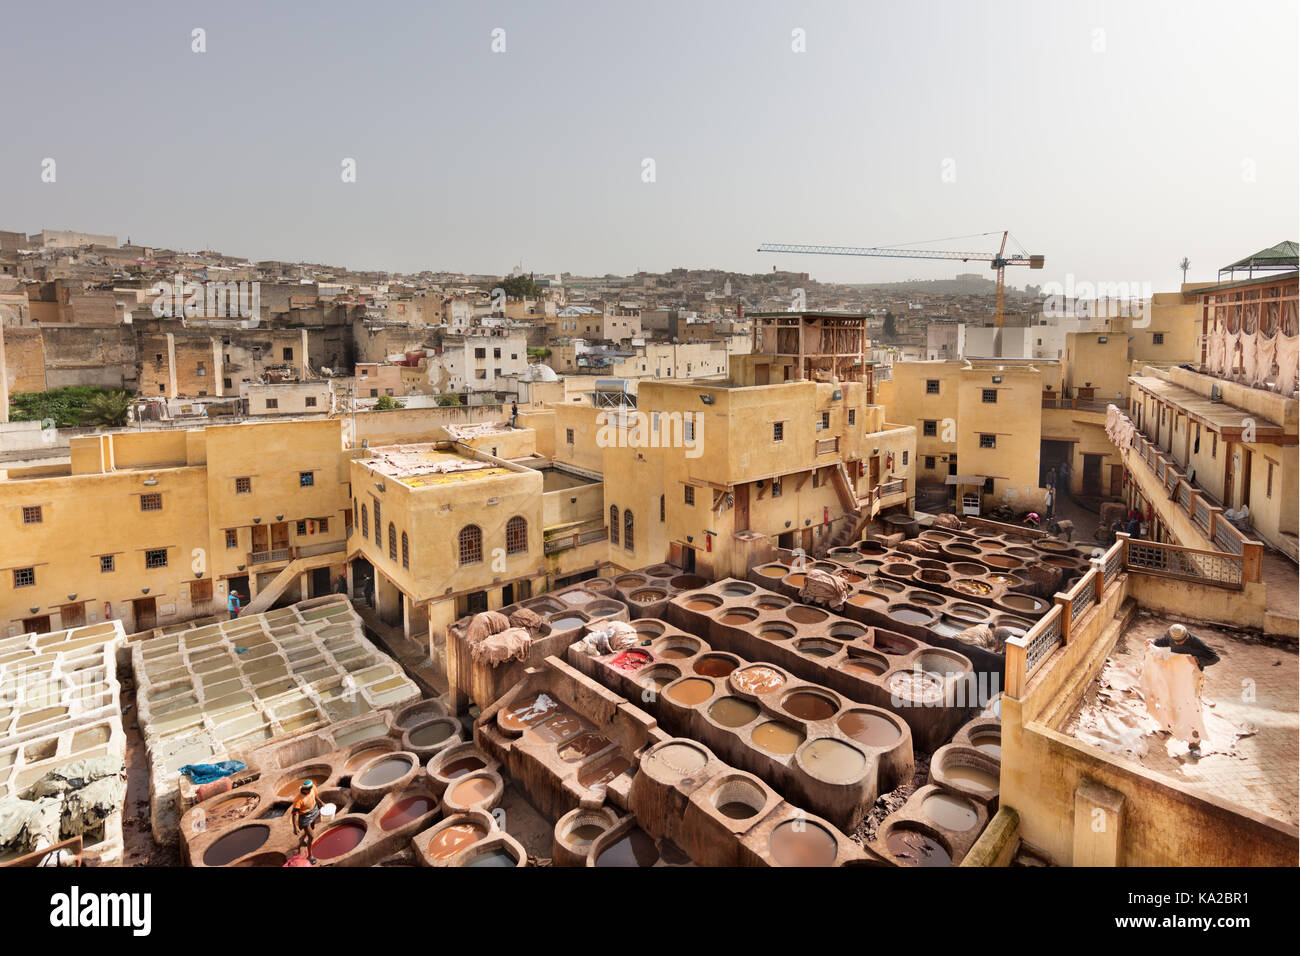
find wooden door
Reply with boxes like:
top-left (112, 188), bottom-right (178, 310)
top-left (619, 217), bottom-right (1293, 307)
top-left (271, 521), bottom-right (290, 551)
top-left (133, 598), bottom-right (157, 630)
top-left (250, 524), bottom-right (269, 553)
top-left (22, 615), bottom-right (51, 634)
top-left (1083, 454), bottom-right (1103, 497)
top-left (733, 484), bottom-right (750, 532)
top-left (60, 602), bottom-right (86, 628)
top-left (1109, 464), bottom-right (1124, 498)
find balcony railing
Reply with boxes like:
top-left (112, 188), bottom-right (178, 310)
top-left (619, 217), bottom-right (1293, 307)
top-left (248, 548), bottom-right (291, 566)
top-left (878, 478), bottom-right (906, 498)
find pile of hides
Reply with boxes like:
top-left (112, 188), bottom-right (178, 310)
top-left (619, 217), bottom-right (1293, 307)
top-left (463, 610), bottom-right (510, 644)
top-left (951, 624), bottom-right (1011, 654)
top-left (0, 756), bottom-right (126, 853)
top-left (799, 568), bottom-right (851, 610)
top-left (1013, 563), bottom-right (1064, 599)
top-left (507, 607), bottom-right (546, 633)
top-left (468, 626), bottom-right (533, 666)
top-left (931, 514), bottom-right (963, 529)
top-left (578, 620), bottom-right (640, 656)
top-left (896, 539), bottom-right (940, 559)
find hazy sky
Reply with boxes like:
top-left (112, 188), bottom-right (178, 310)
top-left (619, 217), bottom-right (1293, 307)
top-left (2, 0), bottom-right (1296, 290)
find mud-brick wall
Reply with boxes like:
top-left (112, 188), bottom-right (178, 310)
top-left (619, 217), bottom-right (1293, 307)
top-left (2, 328), bottom-right (48, 393)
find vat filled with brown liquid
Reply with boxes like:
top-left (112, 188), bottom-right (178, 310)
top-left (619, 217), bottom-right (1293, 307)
top-left (769, 820), bottom-right (837, 867)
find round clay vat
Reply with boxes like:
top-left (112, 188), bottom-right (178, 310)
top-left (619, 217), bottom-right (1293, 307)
top-left (917, 569), bottom-right (952, 586)
top-left (797, 737), bottom-right (868, 783)
top-left (310, 814), bottom-right (370, 865)
top-left (950, 561), bottom-right (988, 576)
top-left (993, 615), bottom-right (1032, 635)
top-left (553, 806), bottom-right (620, 867)
top-left (557, 588), bottom-right (595, 606)
top-left (872, 631), bottom-right (919, 656)
top-left (987, 573), bottom-right (1025, 590)
top-left (585, 577), bottom-right (616, 595)
top-left (273, 764), bottom-right (333, 799)
top-left (982, 554), bottom-right (1023, 571)
top-left (931, 744), bottom-right (1000, 806)
top-left (879, 820), bottom-right (954, 867)
top-left (887, 603), bottom-right (935, 627)
top-left (663, 675), bottom-right (717, 708)
top-left (1034, 539), bottom-right (1073, 554)
top-left (426, 742), bottom-right (497, 796)
top-left (401, 716), bottom-right (462, 759)
top-left (692, 653), bottom-right (740, 678)
top-left (858, 540), bottom-right (887, 554)
top-left (837, 570), bottom-right (867, 584)
top-left (811, 561), bottom-right (840, 573)
top-left (670, 574), bottom-right (708, 591)
top-left (756, 621), bottom-right (797, 642)
top-left (709, 773), bottom-right (775, 826)
top-left (680, 592), bottom-right (723, 613)
top-left (496, 691), bottom-right (562, 737)
top-left (441, 769), bottom-right (505, 815)
top-left (828, 546), bottom-right (860, 559)
top-left (637, 665), bottom-right (682, 695)
top-left (547, 609), bottom-right (591, 633)
top-left (615, 573), bottom-right (649, 589)
top-left (962, 720), bottom-right (1002, 760)
top-left (652, 635), bottom-right (701, 659)
top-left (781, 689), bottom-right (839, 722)
top-left (455, 833), bottom-right (527, 868)
top-left (779, 571), bottom-right (806, 594)
top-left (628, 587), bottom-right (668, 606)
top-left (916, 649), bottom-right (970, 676)
top-left (715, 606), bottom-right (759, 627)
top-left (786, 605), bottom-right (828, 625)
top-left (196, 792), bottom-right (262, 830)
top-left (751, 593), bottom-right (792, 610)
top-left (524, 597), bottom-right (564, 614)
top-left (904, 590), bottom-right (946, 607)
top-left (1042, 555), bottom-right (1078, 570)
top-left (642, 563), bottom-right (678, 578)
top-left (198, 826), bottom-right (269, 869)
top-left (914, 557), bottom-right (947, 570)
top-left (847, 590), bottom-right (888, 609)
top-left (350, 751), bottom-right (419, 809)
top-left (752, 562), bottom-right (790, 580)
top-left (415, 810), bottom-right (495, 866)
top-left (999, 593), bottom-right (1047, 615)
top-left (973, 537), bottom-right (1005, 549)
top-left (1005, 546), bottom-right (1037, 559)
top-left (375, 786), bottom-right (440, 833)
top-left (633, 619), bottom-right (666, 639)
top-left (873, 578), bottom-right (905, 595)
top-left (840, 649), bottom-right (889, 679)
top-left (828, 621), bottom-right (868, 641)
top-left (881, 562), bottom-right (918, 579)
top-left (589, 819), bottom-right (662, 868)
top-left (718, 581), bottom-right (757, 598)
top-left (706, 695), bottom-right (761, 729)
top-left (583, 598), bottom-right (627, 620)
top-left (951, 578), bottom-right (993, 597)
top-left (729, 664), bottom-right (787, 697)
top-left (231, 851), bottom-right (287, 867)
top-left (920, 790), bottom-right (981, 832)
top-left (750, 719), bottom-right (806, 756)
top-left (917, 529), bottom-right (955, 542)
top-left (946, 602), bottom-right (989, 624)
top-left (769, 817), bottom-right (839, 867)
top-left (394, 697), bottom-right (450, 730)
top-left (794, 637), bottom-right (840, 659)
top-left (641, 738), bottom-right (710, 780)
top-left (342, 738), bottom-right (399, 775)
top-left (855, 559), bottom-right (883, 573)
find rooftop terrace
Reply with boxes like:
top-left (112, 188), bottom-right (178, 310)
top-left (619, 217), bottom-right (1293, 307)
top-left (356, 443), bottom-right (515, 488)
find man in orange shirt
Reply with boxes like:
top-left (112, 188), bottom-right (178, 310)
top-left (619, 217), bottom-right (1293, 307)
top-left (291, 780), bottom-right (321, 864)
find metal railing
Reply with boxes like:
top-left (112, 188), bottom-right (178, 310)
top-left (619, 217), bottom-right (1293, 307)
top-left (879, 478), bottom-right (906, 497)
top-left (296, 539), bottom-right (346, 559)
top-left (543, 527), bottom-right (608, 555)
top-left (1193, 498), bottom-right (1212, 533)
top-left (248, 548), bottom-right (291, 566)
top-left (1067, 571), bottom-right (1098, 623)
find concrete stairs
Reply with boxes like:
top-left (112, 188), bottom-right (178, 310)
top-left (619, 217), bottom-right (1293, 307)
top-left (240, 549), bottom-right (342, 616)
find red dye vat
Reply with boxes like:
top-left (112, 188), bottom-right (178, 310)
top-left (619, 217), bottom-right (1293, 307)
top-left (313, 821), bottom-right (366, 860)
top-left (611, 650), bottom-right (652, 671)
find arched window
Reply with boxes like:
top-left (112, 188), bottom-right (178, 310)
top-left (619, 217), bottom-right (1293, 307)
top-left (458, 525), bottom-right (482, 565)
top-left (609, 506), bottom-right (619, 546)
top-left (624, 509), bottom-right (634, 552)
top-left (388, 523), bottom-right (397, 561)
top-left (361, 504), bottom-right (368, 539)
top-left (353, 498), bottom-right (359, 534)
top-left (401, 532), bottom-right (409, 569)
top-left (506, 516), bottom-right (527, 555)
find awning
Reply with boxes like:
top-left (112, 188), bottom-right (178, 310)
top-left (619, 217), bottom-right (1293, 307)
top-left (945, 475), bottom-right (989, 485)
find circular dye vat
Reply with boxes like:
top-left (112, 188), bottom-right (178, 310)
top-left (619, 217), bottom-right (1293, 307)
top-left (203, 824), bottom-right (270, 867)
top-left (550, 616), bottom-right (587, 631)
top-left (638, 667), bottom-right (680, 694)
top-left (634, 620), bottom-right (665, 638)
top-left (796, 640), bottom-right (839, 659)
top-left (409, 721), bottom-right (455, 748)
top-left (465, 847), bottom-right (518, 867)
top-left (905, 591), bottom-right (946, 607)
top-left (439, 755), bottom-right (487, 778)
top-left (615, 574), bottom-right (647, 588)
top-left (558, 733), bottom-right (611, 762)
top-left (670, 575), bottom-right (707, 590)
top-left (358, 755), bottom-right (413, 788)
top-left (651, 742), bottom-right (707, 775)
top-left (889, 605), bottom-right (934, 625)
top-left (753, 596), bottom-right (791, 610)
top-left (277, 772), bottom-right (328, 798)
top-left (203, 794), bottom-right (259, 828)
top-left (888, 671), bottom-right (945, 704)
top-left (872, 633), bottom-right (915, 655)
top-left (427, 822), bottom-right (487, 860)
top-left (693, 655), bottom-right (737, 678)
top-left (684, 596), bottom-right (722, 612)
top-left (953, 579), bottom-right (992, 596)
top-left (754, 564), bottom-right (788, 578)
top-left (594, 827), bottom-right (660, 867)
top-left (782, 691), bottom-right (837, 721)
top-left (708, 697), bottom-right (760, 728)
top-left (848, 592), bottom-right (885, 608)
top-left (610, 649), bottom-right (652, 671)
top-left (345, 746), bottom-right (391, 773)
top-left (947, 603), bottom-right (988, 623)
top-left (396, 702), bottom-right (445, 729)
top-left (568, 823), bottom-right (608, 844)
top-left (718, 609), bottom-right (758, 626)
top-left (784, 572), bottom-right (807, 588)
top-left (449, 775), bottom-right (497, 806)
top-left (666, 677), bottom-right (714, 706)
top-left (841, 655), bottom-right (887, 678)
top-left (770, 820), bottom-right (837, 867)
top-left (758, 625), bottom-right (796, 642)
top-left (655, 646), bottom-right (694, 660)
top-left (313, 821), bottom-right (366, 860)
top-left (721, 583), bottom-right (756, 597)
top-left (801, 738), bottom-right (867, 780)
top-left (971, 732), bottom-right (1002, 759)
top-left (380, 794), bottom-right (436, 831)
top-left (1002, 594), bottom-right (1045, 613)
top-left (946, 543), bottom-right (980, 556)
top-left (922, 793), bottom-right (979, 831)
top-left (732, 666), bottom-right (785, 695)
top-left (944, 764), bottom-right (998, 793)
top-left (718, 801), bottom-right (758, 820)
top-left (629, 588), bottom-right (667, 605)
top-left (837, 710), bottom-right (901, 747)
top-left (885, 828), bottom-right (952, 867)
top-left (499, 693), bottom-right (559, 731)
top-left (787, 606), bottom-right (828, 625)
top-left (752, 720), bottom-right (805, 755)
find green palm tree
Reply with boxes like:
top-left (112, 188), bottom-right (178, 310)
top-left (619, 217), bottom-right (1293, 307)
top-left (78, 390), bottom-right (131, 427)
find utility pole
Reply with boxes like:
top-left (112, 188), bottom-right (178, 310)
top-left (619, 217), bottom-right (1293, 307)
top-left (1179, 257), bottom-right (1191, 285)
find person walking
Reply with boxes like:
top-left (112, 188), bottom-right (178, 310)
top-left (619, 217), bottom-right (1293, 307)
top-left (291, 779), bottom-right (322, 864)
top-left (510, 401), bottom-right (519, 428)
top-left (227, 589), bottom-right (242, 620)
top-left (1044, 485), bottom-right (1056, 520)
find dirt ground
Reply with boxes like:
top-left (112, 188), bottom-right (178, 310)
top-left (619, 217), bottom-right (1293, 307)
top-left (119, 669), bottom-right (181, 867)
top-left (851, 751), bottom-right (932, 848)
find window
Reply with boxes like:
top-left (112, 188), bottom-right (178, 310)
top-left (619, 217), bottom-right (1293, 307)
top-left (623, 510), bottom-right (634, 552)
top-left (684, 485), bottom-right (695, 506)
top-left (609, 506), bottom-right (620, 545)
top-left (983, 477), bottom-right (995, 494)
top-left (1267, 462), bottom-right (1275, 498)
top-left (659, 495), bottom-right (665, 523)
top-left (145, 548), bottom-right (168, 569)
top-left (923, 420), bottom-right (937, 437)
top-left (297, 520), bottom-right (308, 535)
top-left (820, 412), bottom-right (830, 430)
top-left (361, 504), bottom-right (368, 538)
top-left (1153, 333), bottom-right (1164, 345)
top-left (370, 388), bottom-right (378, 397)
top-left (773, 422), bottom-right (784, 442)
top-left (506, 516), bottom-right (527, 554)
top-left (265, 398), bottom-right (279, 410)
top-left (373, 500), bottom-right (382, 545)
top-left (100, 555), bottom-right (116, 573)
top-left (224, 378), bottom-right (233, 389)
top-left (14, 567), bottom-right (35, 588)
top-left (458, 525), bottom-right (483, 565)
top-left (493, 348), bottom-right (501, 359)
top-left (283, 347), bottom-right (293, 361)
top-left (925, 456), bottom-right (936, 470)
top-left (225, 529), bottom-right (238, 549)
top-left (235, 476), bottom-right (251, 494)
top-left (982, 389), bottom-right (998, 403)
top-left (474, 347), bottom-right (486, 359)
top-left (305, 396), bottom-right (317, 407)
top-left (772, 477), bottom-right (782, 498)
top-left (388, 523), bottom-right (397, 561)
top-left (140, 493), bottom-right (162, 511)
top-left (979, 434), bottom-right (997, 449)
top-left (22, 505), bottom-right (42, 524)
top-left (299, 472), bottom-right (314, 488)
top-left (684, 419), bottom-right (696, 442)
top-left (902, 451), bottom-right (909, 465)
top-left (566, 429), bottom-right (575, 444)
top-left (318, 517), bottom-right (329, 533)
top-left (926, 380), bottom-right (940, 394)
top-left (401, 532), bottom-right (409, 568)
top-left (197, 362), bottom-right (206, 376)
top-left (1211, 434), bottom-right (1218, 459)
top-left (848, 409), bottom-right (856, 426)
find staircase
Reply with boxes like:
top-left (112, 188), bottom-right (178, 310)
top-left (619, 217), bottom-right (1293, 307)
top-left (240, 546), bottom-right (344, 616)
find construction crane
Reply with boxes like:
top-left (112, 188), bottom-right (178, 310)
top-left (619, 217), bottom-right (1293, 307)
top-left (757, 231), bottom-right (1044, 329)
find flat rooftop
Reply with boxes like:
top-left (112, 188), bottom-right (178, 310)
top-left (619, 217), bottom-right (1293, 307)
top-left (1130, 374), bottom-right (1287, 439)
top-left (357, 443), bottom-right (513, 488)
top-left (1063, 611), bottom-right (1298, 826)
